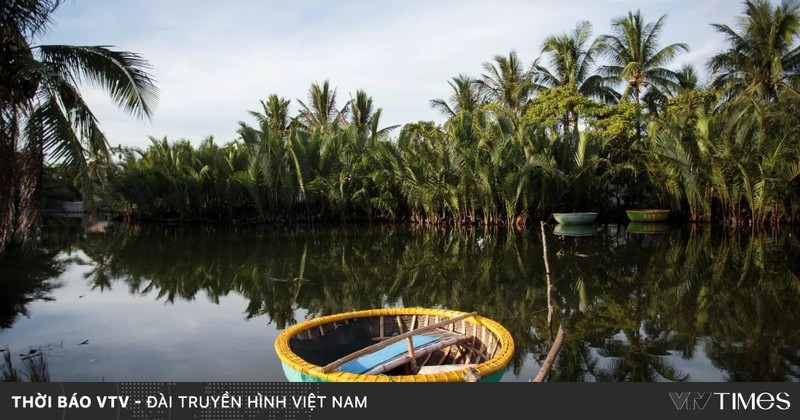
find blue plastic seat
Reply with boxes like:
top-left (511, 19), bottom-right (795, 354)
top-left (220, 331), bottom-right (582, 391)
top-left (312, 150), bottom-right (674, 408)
top-left (338, 335), bottom-right (438, 374)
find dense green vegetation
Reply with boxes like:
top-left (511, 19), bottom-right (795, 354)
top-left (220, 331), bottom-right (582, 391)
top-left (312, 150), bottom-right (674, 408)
top-left (4, 1), bottom-right (800, 257)
top-left (0, 0), bottom-right (157, 253)
top-left (99, 1), bottom-right (800, 228)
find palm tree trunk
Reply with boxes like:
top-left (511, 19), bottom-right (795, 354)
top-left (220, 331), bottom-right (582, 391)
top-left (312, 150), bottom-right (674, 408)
top-left (634, 87), bottom-right (642, 142)
top-left (570, 110), bottom-right (580, 138)
top-left (0, 109), bottom-right (18, 253)
top-left (14, 122), bottom-right (43, 249)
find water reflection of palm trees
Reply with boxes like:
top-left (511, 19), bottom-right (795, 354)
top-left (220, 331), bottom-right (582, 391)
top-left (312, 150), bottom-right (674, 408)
top-left (591, 234), bottom-right (690, 382)
top-left (69, 223), bottom-right (800, 382)
top-left (0, 247), bottom-right (65, 329)
top-left (654, 229), bottom-right (800, 381)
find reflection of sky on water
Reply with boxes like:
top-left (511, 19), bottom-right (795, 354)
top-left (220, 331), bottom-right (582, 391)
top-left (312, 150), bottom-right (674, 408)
top-left (1, 253), bottom-right (285, 382)
top-left (665, 343), bottom-right (726, 382)
top-left (503, 344), bottom-right (729, 383)
top-left (0, 254), bottom-right (785, 382)
top-left (2, 224), bottom-right (798, 383)
top-left (588, 345), bottom-right (727, 383)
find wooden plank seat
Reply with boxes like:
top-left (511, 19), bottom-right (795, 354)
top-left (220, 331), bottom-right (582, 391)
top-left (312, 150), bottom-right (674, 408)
top-left (417, 363), bottom-right (477, 374)
top-left (319, 312), bottom-right (478, 375)
top-left (337, 330), bottom-right (472, 375)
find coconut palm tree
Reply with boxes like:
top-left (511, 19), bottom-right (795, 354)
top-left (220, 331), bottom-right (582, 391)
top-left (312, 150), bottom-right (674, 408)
top-left (248, 94), bottom-right (292, 134)
top-left (297, 80), bottom-right (348, 132)
top-left (536, 21), bottom-right (619, 133)
top-left (598, 10), bottom-right (689, 106)
top-left (347, 89), bottom-right (398, 140)
top-left (674, 64), bottom-right (700, 93)
top-left (0, 0), bottom-right (158, 252)
top-left (348, 89), bottom-right (375, 135)
top-left (709, 0), bottom-right (800, 102)
top-left (477, 51), bottom-right (536, 118)
top-left (429, 74), bottom-right (484, 118)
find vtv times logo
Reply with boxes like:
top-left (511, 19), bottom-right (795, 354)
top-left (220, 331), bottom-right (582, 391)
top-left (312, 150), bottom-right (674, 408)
top-left (669, 392), bottom-right (790, 411)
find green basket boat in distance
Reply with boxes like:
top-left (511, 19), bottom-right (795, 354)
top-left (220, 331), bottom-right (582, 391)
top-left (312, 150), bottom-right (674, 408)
top-left (274, 308), bottom-right (514, 382)
top-left (626, 209), bottom-right (671, 222)
top-left (552, 212), bottom-right (598, 225)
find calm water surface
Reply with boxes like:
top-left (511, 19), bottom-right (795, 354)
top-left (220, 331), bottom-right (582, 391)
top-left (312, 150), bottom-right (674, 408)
top-left (1, 219), bottom-right (799, 382)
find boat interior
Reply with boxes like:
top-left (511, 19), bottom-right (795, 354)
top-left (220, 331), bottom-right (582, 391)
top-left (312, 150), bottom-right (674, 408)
top-left (288, 313), bottom-right (501, 376)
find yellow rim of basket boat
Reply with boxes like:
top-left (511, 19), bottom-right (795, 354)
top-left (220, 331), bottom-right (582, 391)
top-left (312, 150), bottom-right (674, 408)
top-left (274, 307), bottom-right (515, 382)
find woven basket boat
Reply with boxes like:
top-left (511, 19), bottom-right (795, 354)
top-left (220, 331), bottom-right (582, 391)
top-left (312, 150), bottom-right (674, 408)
top-left (552, 212), bottom-right (598, 225)
top-left (626, 209), bottom-right (671, 222)
top-left (274, 308), bottom-right (515, 382)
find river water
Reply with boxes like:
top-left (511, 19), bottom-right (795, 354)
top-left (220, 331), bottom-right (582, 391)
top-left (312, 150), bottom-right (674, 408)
top-left (1, 218), bottom-right (798, 382)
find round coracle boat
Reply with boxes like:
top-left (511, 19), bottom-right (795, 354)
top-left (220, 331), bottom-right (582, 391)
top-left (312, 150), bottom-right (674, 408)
top-left (552, 212), bottom-right (598, 225)
top-left (626, 209), bottom-right (671, 222)
top-left (274, 308), bottom-right (514, 382)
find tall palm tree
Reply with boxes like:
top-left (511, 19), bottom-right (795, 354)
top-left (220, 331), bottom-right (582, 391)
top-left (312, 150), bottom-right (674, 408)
top-left (477, 51), bottom-right (536, 117)
top-left (348, 89), bottom-right (375, 135)
top-left (348, 90), bottom-right (398, 141)
top-left (674, 64), bottom-right (700, 93)
top-left (1, 0), bottom-right (158, 252)
top-left (536, 21), bottom-right (619, 133)
top-left (708, 0), bottom-right (800, 102)
top-left (598, 10), bottom-right (689, 105)
top-left (538, 21), bottom-right (619, 102)
top-left (429, 74), bottom-right (484, 118)
top-left (297, 80), bottom-right (348, 132)
top-left (247, 94), bottom-right (292, 134)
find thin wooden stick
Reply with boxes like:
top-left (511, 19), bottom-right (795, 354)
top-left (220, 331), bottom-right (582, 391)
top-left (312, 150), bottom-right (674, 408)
top-left (436, 346), bottom-right (452, 365)
top-left (533, 220), bottom-right (566, 382)
top-left (541, 221), bottom-right (554, 338)
top-left (451, 345), bottom-right (465, 364)
top-left (363, 336), bottom-right (470, 375)
top-left (460, 343), bottom-right (489, 362)
top-left (531, 322), bottom-right (567, 382)
top-left (487, 335), bottom-right (497, 357)
top-left (421, 351), bottom-right (434, 367)
top-left (406, 337), bottom-right (418, 373)
top-left (319, 312), bottom-right (478, 373)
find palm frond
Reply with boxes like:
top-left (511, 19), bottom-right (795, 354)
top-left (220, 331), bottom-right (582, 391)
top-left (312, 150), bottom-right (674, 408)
top-left (27, 94), bottom-right (87, 177)
top-left (1, 0), bottom-right (63, 38)
top-left (37, 45), bottom-right (158, 119)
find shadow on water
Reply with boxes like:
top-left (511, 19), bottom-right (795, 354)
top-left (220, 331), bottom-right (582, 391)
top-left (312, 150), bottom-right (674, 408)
top-left (0, 248), bottom-right (65, 330)
top-left (0, 216), bottom-right (76, 381)
top-left (3, 218), bottom-right (800, 381)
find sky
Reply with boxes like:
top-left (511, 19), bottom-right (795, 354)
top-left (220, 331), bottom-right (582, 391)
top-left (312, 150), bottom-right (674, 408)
top-left (40, 0), bottom-right (743, 150)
